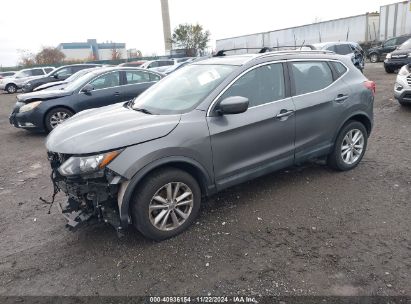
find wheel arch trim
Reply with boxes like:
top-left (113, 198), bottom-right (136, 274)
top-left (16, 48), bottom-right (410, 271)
top-left (118, 156), bottom-right (215, 226)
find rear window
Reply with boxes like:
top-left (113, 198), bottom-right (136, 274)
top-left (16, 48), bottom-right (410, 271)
top-left (291, 61), bottom-right (333, 95)
top-left (335, 44), bottom-right (352, 55)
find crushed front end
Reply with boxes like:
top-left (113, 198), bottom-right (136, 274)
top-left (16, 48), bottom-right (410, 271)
top-left (47, 151), bottom-right (126, 235)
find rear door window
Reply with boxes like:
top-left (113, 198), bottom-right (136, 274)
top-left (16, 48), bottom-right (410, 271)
top-left (149, 73), bottom-right (161, 82)
top-left (125, 70), bottom-right (150, 84)
top-left (291, 61), bottom-right (334, 95)
top-left (44, 68), bottom-right (54, 73)
top-left (219, 63), bottom-right (285, 107)
top-left (331, 61), bottom-right (348, 78)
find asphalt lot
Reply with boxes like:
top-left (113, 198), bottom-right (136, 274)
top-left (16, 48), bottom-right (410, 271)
top-left (0, 64), bottom-right (410, 296)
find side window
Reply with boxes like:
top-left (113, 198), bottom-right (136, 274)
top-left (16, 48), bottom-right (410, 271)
top-left (54, 67), bottom-right (72, 78)
top-left (331, 61), bottom-right (348, 79)
top-left (125, 70), bottom-right (150, 84)
top-left (89, 72), bottom-right (120, 90)
top-left (397, 36), bottom-right (408, 44)
top-left (335, 44), bottom-right (352, 55)
top-left (72, 66), bottom-right (85, 73)
top-left (326, 45), bottom-right (336, 52)
top-left (384, 38), bottom-right (396, 47)
top-left (148, 62), bottom-right (159, 68)
top-left (149, 73), bottom-right (161, 82)
top-left (31, 69), bottom-right (45, 76)
top-left (44, 68), bottom-right (54, 73)
top-left (219, 63), bottom-right (285, 108)
top-left (291, 61), bottom-right (333, 95)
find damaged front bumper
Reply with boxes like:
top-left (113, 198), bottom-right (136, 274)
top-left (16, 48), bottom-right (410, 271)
top-left (48, 152), bottom-right (129, 235)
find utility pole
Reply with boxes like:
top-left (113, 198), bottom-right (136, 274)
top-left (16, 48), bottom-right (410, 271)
top-left (160, 0), bottom-right (172, 53)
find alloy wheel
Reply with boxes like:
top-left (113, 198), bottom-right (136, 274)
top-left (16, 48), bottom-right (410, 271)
top-left (148, 182), bottom-right (194, 231)
top-left (370, 54), bottom-right (378, 63)
top-left (341, 129), bottom-right (364, 165)
top-left (49, 111), bottom-right (71, 129)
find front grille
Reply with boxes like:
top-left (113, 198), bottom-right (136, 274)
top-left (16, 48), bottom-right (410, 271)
top-left (407, 75), bottom-right (411, 86)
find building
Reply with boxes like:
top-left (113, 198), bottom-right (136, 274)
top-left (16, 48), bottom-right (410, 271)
top-left (57, 39), bottom-right (127, 61)
top-left (216, 13), bottom-right (380, 53)
top-left (379, 1), bottom-right (411, 41)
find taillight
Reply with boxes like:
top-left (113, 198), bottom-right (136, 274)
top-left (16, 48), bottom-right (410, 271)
top-left (363, 80), bottom-right (376, 96)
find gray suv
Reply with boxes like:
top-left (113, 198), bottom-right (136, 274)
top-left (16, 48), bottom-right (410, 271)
top-left (45, 50), bottom-right (375, 240)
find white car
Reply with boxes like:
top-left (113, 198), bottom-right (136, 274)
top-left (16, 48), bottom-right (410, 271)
top-left (394, 64), bottom-right (411, 106)
top-left (0, 67), bottom-right (54, 93)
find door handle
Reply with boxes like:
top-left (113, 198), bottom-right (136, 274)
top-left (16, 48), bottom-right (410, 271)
top-left (335, 94), bottom-right (349, 102)
top-left (275, 109), bottom-right (294, 119)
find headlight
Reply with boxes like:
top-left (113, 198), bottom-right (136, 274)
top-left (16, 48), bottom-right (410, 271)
top-left (398, 65), bottom-right (409, 76)
top-left (386, 53), bottom-right (392, 59)
top-left (19, 101), bottom-right (42, 113)
top-left (58, 150), bottom-right (121, 176)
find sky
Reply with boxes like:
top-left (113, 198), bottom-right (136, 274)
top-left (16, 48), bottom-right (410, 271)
top-left (0, 0), bottom-right (398, 67)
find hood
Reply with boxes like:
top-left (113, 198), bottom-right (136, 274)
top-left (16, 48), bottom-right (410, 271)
top-left (34, 80), bottom-right (66, 91)
top-left (17, 89), bottom-right (73, 103)
top-left (390, 49), bottom-right (410, 56)
top-left (46, 102), bottom-right (181, 154)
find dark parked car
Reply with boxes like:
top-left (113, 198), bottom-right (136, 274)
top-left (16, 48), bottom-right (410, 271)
top-left (33, 67), bottom-right (101, 92)
top-left (45, 50), bottom-right (375, 240)
top-left (309, 42), bottom-right (365, 72)
top-left (10, 67), bottom-right (164, 132)
top-left (384, 38), bottom-right (411, 73)
top-left (22, 64), bottom-right (102, 93)
top-left (367, 35), bottom-right (411, 63)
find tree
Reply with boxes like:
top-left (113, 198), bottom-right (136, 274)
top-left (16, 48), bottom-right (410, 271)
top-left (18, 49), bottom-right (36, 67)
top-left (170, 23), bottom-right (210, 56)
top-left (111, 43), bottom-right (122, 60)
top-left (35, 47), bottom-right (65, 65)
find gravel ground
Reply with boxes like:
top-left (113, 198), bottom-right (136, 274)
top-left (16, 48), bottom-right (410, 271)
top-left (0, 64), bottom-right (410, 297)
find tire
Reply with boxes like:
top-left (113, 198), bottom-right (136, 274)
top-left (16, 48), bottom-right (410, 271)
top-left (44, 107), bottom-right (74, 132)
top-left (131, 167), bottom-right (201, 241)
top-left (327, 121), bottom-right (368, 171)
top-left (6, 84), bottom-right (17, 94)
top-left (369, 53), bottom-right (379, 63)
top-left (385, 66), bottom-right (395, 73)
top-left (399, 100), bottom-right (409, 106)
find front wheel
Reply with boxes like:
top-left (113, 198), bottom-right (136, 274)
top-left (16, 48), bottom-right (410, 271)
top-left (45, 107), bottom-right (74, 132)
top-left (6, 84), bottom-right (17, 94)
top-left (131, 168), bottom-right (201, 241)
top-left (328, 121), bottom-right (368, 171)
top-left (369, 53), bottom-right (379, 63)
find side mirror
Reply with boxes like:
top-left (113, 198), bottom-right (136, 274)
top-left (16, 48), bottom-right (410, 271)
top-left (53, 74), bottom-right (59, 79)
top-left (81, 84), bottom-right (94, 94)
top-left (217, 96), bottom-right (249, 115)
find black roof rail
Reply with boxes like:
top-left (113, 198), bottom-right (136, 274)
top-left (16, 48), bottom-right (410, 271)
top-left (214, 47), bottom-right (274, 57)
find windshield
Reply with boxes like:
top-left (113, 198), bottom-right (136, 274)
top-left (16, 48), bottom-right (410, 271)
top-left (63, 70), bottom-right (101, 91)
top-left (65, 68), bottom-right (96, 82)
top-left (398, 38), bottom-right (411, 50)
top-left (132, 64), bottom-right (237, 114)
top-left (14, 70), bottom-right (31, 78)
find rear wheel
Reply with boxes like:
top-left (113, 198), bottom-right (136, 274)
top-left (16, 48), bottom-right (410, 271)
top-left (44, 107), bottom-right (74, 132)
top-left (328, 121), bottom-right (368, 171)
top-left (6, 84), bottom-right (17, 94)
top-left (131, 168), bottom-right (201, 241)
top-left (369, 53), bottom-right (379, 63)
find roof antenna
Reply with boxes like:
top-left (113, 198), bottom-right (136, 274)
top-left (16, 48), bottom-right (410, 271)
top-left (300, 40), bottom-right (306, 50)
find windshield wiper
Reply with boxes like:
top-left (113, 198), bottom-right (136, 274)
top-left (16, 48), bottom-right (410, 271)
top-left (133, 108), bottom-right (153, 115)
